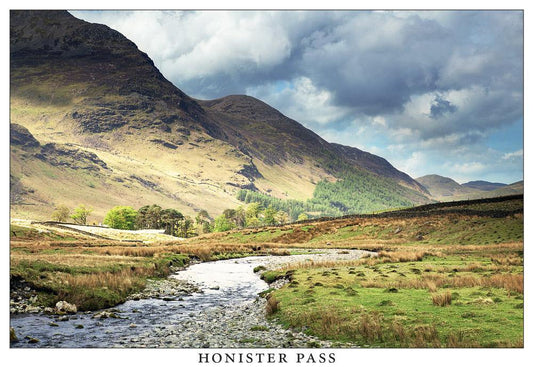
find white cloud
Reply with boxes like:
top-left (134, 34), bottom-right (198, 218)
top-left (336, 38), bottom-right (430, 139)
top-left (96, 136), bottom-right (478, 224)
top-left (73, 11), bottom-right (292, 82)
top-left (503, 149), bottom-right (523, 160)
top-left (447, 161), bottom-right (487, 175)
top-left (388, 150), bottom-right (429, 179)
top-left (69, 10), bottom-right (523, 184)
top-left (246, 77), bottom-right (350, 126)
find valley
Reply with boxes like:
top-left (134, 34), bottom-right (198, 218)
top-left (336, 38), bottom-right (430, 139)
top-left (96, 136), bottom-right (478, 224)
top-left (9, 10), bottom-right (524, 350)
top-left (10, 195), bottom-right (524, 348)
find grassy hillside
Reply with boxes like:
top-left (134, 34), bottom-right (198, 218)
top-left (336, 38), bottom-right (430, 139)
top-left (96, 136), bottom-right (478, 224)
top-left (191, 195), bottom-right (523, 247)
top-left (10, 10), bottom-right (434, 222)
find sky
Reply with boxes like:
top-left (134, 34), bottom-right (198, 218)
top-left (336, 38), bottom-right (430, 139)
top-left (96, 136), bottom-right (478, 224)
top-left (71, 10), bottom-right (524, 184)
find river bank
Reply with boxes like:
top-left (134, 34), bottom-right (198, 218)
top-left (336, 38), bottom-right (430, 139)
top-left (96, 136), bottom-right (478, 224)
top-left (11, 249), bottom-right (370, 348)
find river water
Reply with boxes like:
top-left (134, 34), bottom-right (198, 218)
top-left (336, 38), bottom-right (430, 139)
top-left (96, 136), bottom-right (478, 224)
top-left (10, 250), bottom-right (371, 348)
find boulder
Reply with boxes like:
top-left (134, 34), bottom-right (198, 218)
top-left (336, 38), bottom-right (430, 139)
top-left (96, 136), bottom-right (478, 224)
top-left (55, 300), bottom-right (77, 314)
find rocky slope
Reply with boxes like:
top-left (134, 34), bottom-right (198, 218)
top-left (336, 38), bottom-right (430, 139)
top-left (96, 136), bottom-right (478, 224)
top-left (10, 10), bottom-right (430, 221)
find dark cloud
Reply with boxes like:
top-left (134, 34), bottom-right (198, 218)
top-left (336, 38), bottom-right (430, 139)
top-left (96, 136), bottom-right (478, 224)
top-left (71, 10), bottom-right (523, 183)
top-left (430, 95), bottom-right (457, 119)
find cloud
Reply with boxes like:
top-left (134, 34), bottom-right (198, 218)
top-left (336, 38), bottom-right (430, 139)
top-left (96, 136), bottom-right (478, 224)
top-left (503, 149), bottom-right (524, 161)
top-left (430, 95), bottom-right (457, 119)
top-left (246, 77), bottom-right (350, 125)
top-left (70, 10), bottom-right (523, 184)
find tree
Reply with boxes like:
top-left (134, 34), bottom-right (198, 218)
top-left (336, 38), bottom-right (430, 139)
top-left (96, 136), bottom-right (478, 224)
top-left (222, 207), bottom-right (246, 228)
top-left (176, 216), bottom-right (196, 238)
top-left (195, 210), bottom-right (213, 234)
top-left (297, 213), bottom-right (309, 221)
top-left (261, 206), bottom-right (278, 226)
top-left (275, 211), bottom-right (289, 225)
top-left (214, 214), bottom-right (235, 232)
top-left (160, 208), bottom-right (184, 236)
top-left (136, 204), bottom-right (162, 229)
top-left (245, 202), bottom-right (261, 227)
top-left (233, 206), bottom-right (246, 228)
top-left (103, 206), bottom-right (138, 230)
top-left (70, 204), bottom-right (93, 225)
top-left (52, 205), bottom-right (70, 222)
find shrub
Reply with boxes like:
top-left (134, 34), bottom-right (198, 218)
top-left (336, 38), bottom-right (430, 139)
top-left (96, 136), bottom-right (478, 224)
top-left (51, 205), bottom-right (70, 222)
top-left (213, 214), bottom-right (235, 232)
top-left (103, 206), bottom-right (138, 230)
top-left (70, 204), bottom-right (93, 225)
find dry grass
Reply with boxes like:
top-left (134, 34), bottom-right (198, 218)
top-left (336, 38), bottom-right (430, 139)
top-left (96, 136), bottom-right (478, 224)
top-left (266, 295), bottom-right (280, 315)
top-left (411, 325), bottom-right (440, 347)
top-left (60, 267), bottom-right (149, 293)
top-left (432, 291), bottom-right (452, 307)
top-left (357, 312), bottom-right (383, 342)
top-left (362, 272), bottom-right (523, 294)
top-left (280, 259), bottom-right (368, 271)
top-left (376, 250), bottom-right (431, 263)
top-left (11, 252), bottom-right (144, 269)
top-left (490, 253), bottom-right (523, 266)
top-left (488, 273), bottom-right (524, 294)
top-left (390, 321), bottom-right (407, 343)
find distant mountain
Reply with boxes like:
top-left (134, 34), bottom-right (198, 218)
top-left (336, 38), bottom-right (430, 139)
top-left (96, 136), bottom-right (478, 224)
top-left (485, 181), bottom-right (524, 198)
top-left (416, 175), bottom-right (480, 200)
top-left (462, 180), bottom-right (506, 191)
top-left (10, 10), bottom-right (430, 221)
top-left (416, 175), bottom-right (523, 202)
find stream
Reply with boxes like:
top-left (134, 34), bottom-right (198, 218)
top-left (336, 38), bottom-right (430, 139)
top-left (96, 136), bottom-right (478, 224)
top-left (10, 250), bottom-right (371, 348)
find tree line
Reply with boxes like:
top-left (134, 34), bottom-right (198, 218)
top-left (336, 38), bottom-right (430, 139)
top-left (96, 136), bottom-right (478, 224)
top-left (236, 170), bottom-right (418, 219)
top-left (51, 204), bottom-right (210, 238)
top-left (50, 201), bottom-right (307, 237)
top-left (49, 169), bottom-right (417, 237)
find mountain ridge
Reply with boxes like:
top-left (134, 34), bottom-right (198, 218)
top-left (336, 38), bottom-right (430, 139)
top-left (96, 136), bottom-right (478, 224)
top-left (416, 174), bottom-right (523, 201)
top-left (10, 10), bottom-right (432, 221)
top-left (462, 180), bottom-right (507, 191)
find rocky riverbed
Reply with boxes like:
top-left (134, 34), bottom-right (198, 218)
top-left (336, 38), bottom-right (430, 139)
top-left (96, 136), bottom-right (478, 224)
top-left (10, 249), bottom-right (372, 348)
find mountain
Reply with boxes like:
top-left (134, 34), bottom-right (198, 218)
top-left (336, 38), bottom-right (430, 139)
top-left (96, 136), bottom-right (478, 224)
top-left (416, 175), bottom-right (481, 200)
top-left (462, 180), bottom-right (506, 191)
top-left (416, 175), bottom-right (523, 202)
top-left (483, 181), bottom-right (524, 198)
top-left (10, 10), bottom-right (430, 222)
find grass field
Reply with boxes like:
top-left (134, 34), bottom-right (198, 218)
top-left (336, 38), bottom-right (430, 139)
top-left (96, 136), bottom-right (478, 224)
top-left (253, 196), bottom-right (524, 347)
top-left (264, 242), bottom-right (523, 347)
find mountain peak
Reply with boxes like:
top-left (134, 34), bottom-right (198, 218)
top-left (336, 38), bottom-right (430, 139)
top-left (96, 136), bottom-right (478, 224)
top-left (11, 10), bottom-right (135, 59)
top-left (10, 10), bottom-right (431, 221)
